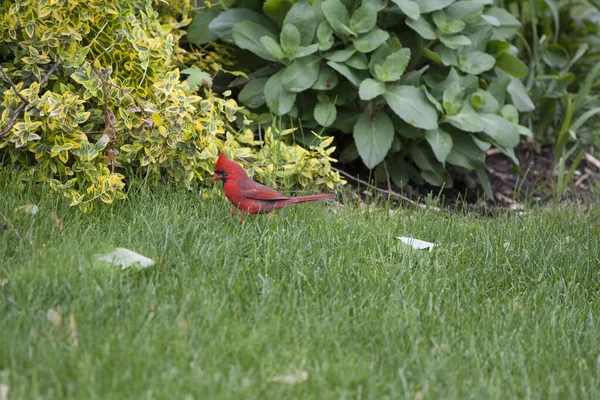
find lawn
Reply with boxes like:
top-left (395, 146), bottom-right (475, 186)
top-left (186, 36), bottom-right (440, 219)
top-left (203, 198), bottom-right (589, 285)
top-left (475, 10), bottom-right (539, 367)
top-left (1, 176), bottom-right (599, 399)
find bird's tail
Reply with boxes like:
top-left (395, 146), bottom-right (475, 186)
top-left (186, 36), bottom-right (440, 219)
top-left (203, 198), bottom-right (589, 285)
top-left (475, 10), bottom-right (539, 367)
top-left (287, 193), bottom-right (336, 204)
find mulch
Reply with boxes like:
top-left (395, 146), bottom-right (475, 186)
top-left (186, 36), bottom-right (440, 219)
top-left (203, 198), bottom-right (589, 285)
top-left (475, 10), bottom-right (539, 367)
top-left (339, 144), bottom-right (599, 212)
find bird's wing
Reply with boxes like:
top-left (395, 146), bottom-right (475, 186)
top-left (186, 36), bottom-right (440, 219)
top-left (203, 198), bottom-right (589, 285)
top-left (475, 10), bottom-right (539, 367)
top-left (239, 179), bottom-right (289, 200)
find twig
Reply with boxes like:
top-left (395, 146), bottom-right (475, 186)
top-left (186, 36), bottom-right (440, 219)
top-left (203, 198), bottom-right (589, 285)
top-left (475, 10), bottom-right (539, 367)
top-left (90, 61), bottom-right (116, 136)
top-left (0, 65), bottom-right (30, 105)
top-left (90, 63), bottom-right (110, 121)
top-left (383, 160), bottom-right (392, 194)
top-left (0, 60), bottom-right (62, 138)
top-left (332, 167), bottom-right (418, 206)
top-left (584, 152), bottom-right (600, 170)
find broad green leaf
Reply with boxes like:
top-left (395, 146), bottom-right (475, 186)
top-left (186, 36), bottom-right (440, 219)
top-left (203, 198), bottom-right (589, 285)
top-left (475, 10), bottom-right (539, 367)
top-left (445, 102), bottom-right (483, 132)
top-left (479, 113), bottom-right (520, 148)
top-left (374, 48), bottom-right (411, 82)
top-left (289, 44), bottom-right (319, 60)
top-left (314, 100), bottom-right (337, 126)
top-left (392, 116), bottom-right (425, 139)
top-left (485, 7), bottom-right (520, 40)
top-left (232, 22), bottom-right (279, 62)
top-left (353, 29), bottom-right (389, 53)
top-left (353, 110), bottom-right (394, 169)
top-left (419, 0), bottom-right (455, 13)
top-left (440, 34), bottom-right (471, 49)
top-left (446, 1), bottom-right (483, 23)
top-left (446, 131), bottom-right (485, 170)
top-left (260, 36), bottom-right (286, 60)
top-left (349, 3), bottom-right (377, 34)
top-left (488, 68), bottom-right (511, 105)
top-left (238, 78), bottom-right (269, 108)
top-left (263, 0), bottom-right (294, 24)
top-left (264, 70), bottom-right (297, 115)
top-left (391, 0), bottom-right (420, 20)
top-left (507, 77), bottom-right (535, 112)
top-left (281, 24), bottom-right (301, 54)
top-left (359, 78), bottom-right (386, 100)
top-left (405, 16), bottom-right (437, 40)
top-left (209, 9), bottom-right (275, 42)
top-left (500, 104), bottom-right (518, 124)
top-left (345, 52), bottom-right (369, 70)
top-left (433, 10), bottom-right (465, 34)
top-left (421, 170), bottom-right (449, 186)
top-left (471, 89), bottom-right (499, 113)
top-left (384, 85), bottom-right (439, 130)
top-left (282, 55), bottom-right (321, 92)
top-left (187, 9), bottom-right (220, 45)
top-left (475, 168), bottom-right (494, 201)
top-left (442, 81), bottom-right (464, 115)
top-left (363, 0), bottom-right (389, 11)
top-left (283, 0), bottom-right (318, 46)
top-left (312, 66), bottom-right (339, 90)
top-left (327, 61), bottom-right (367, 86)
top-left (388, 158), bottom-right (411, 188)
top-left (436, 45), bottom-right (458, 66)
top-left (495, 52), bottom-right (529, 79)
top-left (321, 0), bottom-right (350, 34)
top-left (425, 128), bottom-right (453, 165)
top-left (317, 21), bottom-right (334, 50)
top-left (421, 85), bottom-right (443, 113)
top-left (458, 51), bottom-right (495, 75)
top-left (324, 47), bottom-right (356, 62)
top-left (334, 111), bottom-right (360, 133)
top-left (464, 25), bottom-right (493, 52)
top-left (422, 47), bottom-right (442, 64)
top-left (412, 146), bottom-right (438, 171)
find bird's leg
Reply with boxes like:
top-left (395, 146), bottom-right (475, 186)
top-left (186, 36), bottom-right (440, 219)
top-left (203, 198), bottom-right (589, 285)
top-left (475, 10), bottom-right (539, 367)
top-left (238, 210), bottom-right (247, 224)
top-left (222, 207), bottom-right (238, 221)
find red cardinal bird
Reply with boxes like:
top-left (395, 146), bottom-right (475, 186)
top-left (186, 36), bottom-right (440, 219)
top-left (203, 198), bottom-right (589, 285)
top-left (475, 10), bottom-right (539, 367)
top-left (213, 152), bottom-right (335, 222)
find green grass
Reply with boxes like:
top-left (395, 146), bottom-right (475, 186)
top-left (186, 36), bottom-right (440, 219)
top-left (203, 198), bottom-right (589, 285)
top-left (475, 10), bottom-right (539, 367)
top-left (1, 176), bottom-right (599, 399)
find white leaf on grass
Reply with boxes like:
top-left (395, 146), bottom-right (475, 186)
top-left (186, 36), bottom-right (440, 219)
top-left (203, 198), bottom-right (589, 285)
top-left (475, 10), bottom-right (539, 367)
top-left (1, 384), bottom-right (8, 400)
top-left (0, 278), bottom-right (7, 286)
top-left (397, 236), bottom-right (435, 251)
top-left (98, 248), bottom-right (155, 270)
top-left (15, 204), bottom-right (39, 215)
top-left (47, 308), bottom-right (63, 328)
top-left (271, 370), bottom-right (308, 384)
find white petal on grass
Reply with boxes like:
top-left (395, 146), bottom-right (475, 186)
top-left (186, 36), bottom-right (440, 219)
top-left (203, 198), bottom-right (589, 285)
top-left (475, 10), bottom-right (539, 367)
top-left (271, 370), bottom-right (308, 384)
top-left (98, 248), bottom-right (155, 270)
top-left (397, 236), bottom-right (435, 251)
top-left (15, 204), bottom-right (39, 215)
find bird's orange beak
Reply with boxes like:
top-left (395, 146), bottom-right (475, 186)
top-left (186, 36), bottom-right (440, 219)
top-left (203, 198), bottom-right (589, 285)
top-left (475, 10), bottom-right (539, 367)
top-left (212, 174), bottom-right (220, 181)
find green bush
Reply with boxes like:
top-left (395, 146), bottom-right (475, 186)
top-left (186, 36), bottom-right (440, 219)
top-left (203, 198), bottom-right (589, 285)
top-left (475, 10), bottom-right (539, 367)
top-left (0, 0), bottom-right (342, 212)
top-left (506, 1), bottom-right (600, 155)
top-left (189, 0), bottom-right (536, 196)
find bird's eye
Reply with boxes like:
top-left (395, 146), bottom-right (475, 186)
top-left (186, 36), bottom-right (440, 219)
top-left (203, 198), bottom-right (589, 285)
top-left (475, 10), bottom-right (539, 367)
top-left (216, 168), bottom-right (225, 175)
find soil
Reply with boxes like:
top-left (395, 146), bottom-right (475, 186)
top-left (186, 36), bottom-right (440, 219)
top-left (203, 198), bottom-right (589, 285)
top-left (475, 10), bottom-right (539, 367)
top-left (340, 144), bottom-right (599, 212)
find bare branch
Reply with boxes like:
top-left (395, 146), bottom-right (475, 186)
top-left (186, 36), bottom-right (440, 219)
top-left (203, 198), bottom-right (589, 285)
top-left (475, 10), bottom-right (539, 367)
top-left (332, 166), bottom-right (422, 207)
top-left (90, 61), bottom-right (116, 137)
top-left (0, 60), bottom-right (62, 138)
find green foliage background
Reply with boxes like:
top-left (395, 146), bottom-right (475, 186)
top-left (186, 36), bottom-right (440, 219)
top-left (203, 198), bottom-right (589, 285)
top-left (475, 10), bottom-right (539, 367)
top-left (0, 0), bottom-right (342, 211)
top-left (189, 0), bottom-right (542, 198)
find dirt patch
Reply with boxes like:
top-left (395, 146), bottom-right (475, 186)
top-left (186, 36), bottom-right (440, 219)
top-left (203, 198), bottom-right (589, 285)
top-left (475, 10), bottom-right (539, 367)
top-left (339, 144), bottom-right (599, 211)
